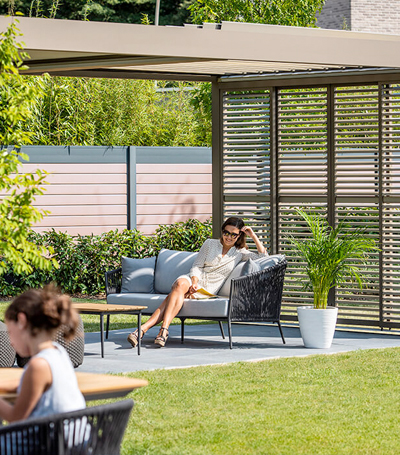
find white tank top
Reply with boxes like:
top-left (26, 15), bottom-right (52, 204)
top-left (18, 342), bottom-right (85, 418)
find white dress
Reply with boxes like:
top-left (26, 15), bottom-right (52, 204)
top-left (189, 239), bottom-right (268, 294)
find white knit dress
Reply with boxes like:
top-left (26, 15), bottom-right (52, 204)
top-left (189, 239), bottom-right (268, 295)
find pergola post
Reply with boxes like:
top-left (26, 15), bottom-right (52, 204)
top-left (212, 80), bottom-right (223, 236)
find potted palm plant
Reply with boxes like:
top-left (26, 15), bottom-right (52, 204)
top-left (290, 209), bottom-right (378, 348)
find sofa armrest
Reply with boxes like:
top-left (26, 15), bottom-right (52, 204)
top-left (105, 268), bottom-right (122, 295)
top-left (228, 259), bottom-right (287, 322)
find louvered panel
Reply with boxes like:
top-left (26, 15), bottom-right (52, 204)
top-left (279, 205), bottom-right (328, 318)
top-left (223, 201), bottom-right (270, 249)
top-left (334, 86), bottom-right (379, 196)
top-left (222, 90), bottom-right (271, 250)
top-left (382, 84), bottom-right (400, 196)
top-left (277, 87), bottom-right (328, 319)
top-left (334, 205), bottom-right (380, 324)
top-left (223, 91), bottom-right (270, 199)
top-left (382, 203), bottom-right (400, 325)
top-left (278, 88), bottom-right (328, 197)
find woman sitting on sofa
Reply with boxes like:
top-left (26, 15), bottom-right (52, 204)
top-left (127, 216), bottom-right (268, 348)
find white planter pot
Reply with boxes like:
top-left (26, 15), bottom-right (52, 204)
top-left (297, 306), bottom-right (338, 349)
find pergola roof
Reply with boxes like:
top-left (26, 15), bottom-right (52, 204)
top-left (2, 15), bottom-right (400, 81)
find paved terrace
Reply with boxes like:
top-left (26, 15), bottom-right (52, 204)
top-left (77, 323), bottom-right (400, 374)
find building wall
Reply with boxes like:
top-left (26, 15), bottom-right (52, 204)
top-left (317, 0), bottom-right (400, 35)
top-left (16, 146), bottom-right (212, 236)
top-left (352, 0), bottom-right (400, 34)
top-left (316, 0), bottom-right (351, 30)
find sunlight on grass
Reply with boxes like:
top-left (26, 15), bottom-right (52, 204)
top-left (116, 348), bottom-right (400, 455)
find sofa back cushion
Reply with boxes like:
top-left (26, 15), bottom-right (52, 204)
top-left (240, 258), bottom-right (261, 276)
top-left (217, 254), bottom-right (285, 297)
top-left (218, 262), bottom-right (246, 297)
top-left (255, 254), bottom-right (285, 270)
top-left (121, 256), bottom-right (156, 293)
top-left (154, 249), bottom-right (198, 294)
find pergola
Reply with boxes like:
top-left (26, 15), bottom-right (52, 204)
top-left (2, 15), bottom-right (400, 328)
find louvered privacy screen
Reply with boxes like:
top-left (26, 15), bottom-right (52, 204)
top-left (222, 91), bottom-right (271, 248)
top-left (221, 82), bottom-right (400, 329)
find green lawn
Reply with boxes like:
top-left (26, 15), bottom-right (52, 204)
top-left (118, 348), bottom-right (400, 455)
top-left (2, 298), bottom-right (398, 453)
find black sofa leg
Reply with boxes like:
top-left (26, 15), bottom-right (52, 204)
top-left (218, 321), bottom-right (225, 339)
top-left (106, 315), bottom-right (110, 339)
top-left (227, 319), bottom-right (232, 349)
top-left (180, 318), bottom-right (185, 344)
top-left (277, 321), bottom-right (285, 344)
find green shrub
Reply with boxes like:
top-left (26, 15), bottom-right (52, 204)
top-left (0, 219), bottom-right (212, 297)
top-left (154, 218), bottom-right (212, 252)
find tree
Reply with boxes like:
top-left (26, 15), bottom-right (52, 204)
top-left (0, 18), bottom-right (57, 274)
top-left (189, 0), bottom-right (326, 27)
top-left (23, 77), bottom-right (210, 146)
top-left (1, 0), bottom-right (196, 26)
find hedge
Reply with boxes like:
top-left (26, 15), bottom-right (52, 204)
top-left (0, 219), bottom-right (212, 297)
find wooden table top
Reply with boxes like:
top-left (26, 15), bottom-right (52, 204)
top-left (72, 303), bottom-right (147, 313)
top-left (0, 369), bottom-right (148, 402)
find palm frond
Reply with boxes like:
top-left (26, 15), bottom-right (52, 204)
top-left (289, 209), bottom-right (379, 309)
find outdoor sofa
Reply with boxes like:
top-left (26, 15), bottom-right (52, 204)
top-left (105, 248), bottom-right (287, 348)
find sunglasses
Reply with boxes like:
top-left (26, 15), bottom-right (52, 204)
top-left (222, 230), bottom-right (240, 239)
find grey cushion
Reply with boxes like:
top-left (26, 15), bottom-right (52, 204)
top-left (218, 262), bottom-right (246, 297)
top-left (241, 258), bottom-right (261, 276)
top-left (177, 297), bottom-right (229, 318)
top-left (255, 254), bottom-right (285, 270)
top-left (107, 292), bottom-right (167, 313)
top-left (107, 293), bottom-right (229, 318)
top-left (154, 249), bottom-right (198, 294)
top-left (121, 256), bottom-right (156, 293)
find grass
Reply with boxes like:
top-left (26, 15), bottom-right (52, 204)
top-left (116, 348), bottom-right (400, 455)
top-left (2, 297), bottom-right (398, 453)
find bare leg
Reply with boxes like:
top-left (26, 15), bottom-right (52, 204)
top-left (131, 278), bottom-right (190, 335)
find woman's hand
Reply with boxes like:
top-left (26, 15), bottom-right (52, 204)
top-left (241, 226), bottom-right (266, 254)
top-left (185, 281), bottom-right (199, 299)
top-left (188, 283), bottom-right (199, 294)
top-left (241, 226), bottom-right (256, 239)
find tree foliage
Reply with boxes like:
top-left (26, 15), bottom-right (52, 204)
top-left (1, 0), bottom-right (196, 25)
top-left (0, 19), bottom-right (57, 274)
top-left (23, 78), bottom-right (210, 146)
top-left (189, 0), bottom-right (325, 27)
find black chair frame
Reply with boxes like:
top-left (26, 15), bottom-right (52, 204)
top-left (0, 399), bottom-right (134, 455)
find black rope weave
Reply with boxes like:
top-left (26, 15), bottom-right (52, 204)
top-left (0, 399), bottom-right (134, 455)
top-left (229, 259), bottom-right (287, 323)
top-left (0, 321), bottom-right (16, 368)
top-left (105, 268), bottom-right (122, 295)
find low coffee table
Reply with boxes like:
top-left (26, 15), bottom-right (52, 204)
top-left (72, 303), bottom-right (147, 358)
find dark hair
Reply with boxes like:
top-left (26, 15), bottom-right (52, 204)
top-left (220, 217), bottom-right (247, 249)
top-left (5, 285), bottom-right (79, 340)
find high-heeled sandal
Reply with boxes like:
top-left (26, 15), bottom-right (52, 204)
top-left (154, 327), bottom-right (169, 347)
top-left (127, 329), bottom-right (145, 348)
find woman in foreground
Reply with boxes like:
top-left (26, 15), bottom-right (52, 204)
top-left (0, 285), bottom-right (85, 423)
top-left (127, 216), bottom-right (268, 348)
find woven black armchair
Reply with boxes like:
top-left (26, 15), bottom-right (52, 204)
top-left (0, 399), bottom-right (134, 455)
top-left (226, 258), bottom-right (287, 348)
top-left (179, 259), bottom-right (288, 349)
